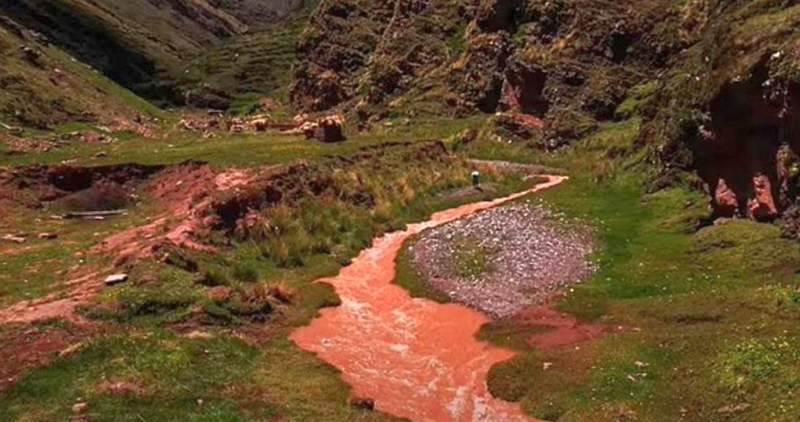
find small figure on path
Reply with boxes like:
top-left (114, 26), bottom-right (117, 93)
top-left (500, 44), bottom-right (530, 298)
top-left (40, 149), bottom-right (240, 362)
top-left (472, 170), bottom-right (481, 190)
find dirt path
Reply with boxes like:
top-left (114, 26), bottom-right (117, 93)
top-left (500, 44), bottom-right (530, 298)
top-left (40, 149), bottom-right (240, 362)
top-left (290, 175), bottom-right (567, 422)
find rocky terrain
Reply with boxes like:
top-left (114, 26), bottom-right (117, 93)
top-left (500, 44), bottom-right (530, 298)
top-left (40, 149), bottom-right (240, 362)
top-left (292, 0), bottom-right (800, 234)
top-left (410, 202), bottom-right (594, 318)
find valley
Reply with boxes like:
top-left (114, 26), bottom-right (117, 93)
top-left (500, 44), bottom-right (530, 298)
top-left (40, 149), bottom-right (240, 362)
top-left (1, 1), bottom-right (800, 421)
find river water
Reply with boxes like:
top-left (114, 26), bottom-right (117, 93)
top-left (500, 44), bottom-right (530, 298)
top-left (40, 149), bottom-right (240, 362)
top-left (290, 176), bottom-right (566, 422)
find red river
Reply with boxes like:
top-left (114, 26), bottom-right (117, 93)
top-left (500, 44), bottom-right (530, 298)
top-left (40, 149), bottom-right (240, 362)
top-left (290, 176), bottom-right (567, 421)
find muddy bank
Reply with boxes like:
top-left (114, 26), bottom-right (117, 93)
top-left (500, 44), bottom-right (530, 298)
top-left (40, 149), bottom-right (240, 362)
top-left (410, 202), bottom-right (594, 318)
top-left (291, 176), bottom-right (566, 422)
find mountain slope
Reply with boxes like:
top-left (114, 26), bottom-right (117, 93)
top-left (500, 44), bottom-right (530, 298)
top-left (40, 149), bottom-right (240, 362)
top-left (292, 0), bottom-right (800, 230)
top-left (0, 0), bottom-right (311, 107)
top-left (0, 15), bottom-right (161, 129)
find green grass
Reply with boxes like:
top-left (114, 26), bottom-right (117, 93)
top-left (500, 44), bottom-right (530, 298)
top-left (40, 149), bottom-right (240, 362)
top-left (1, 119), bottom-right (553, 420)
top-left (4, 98), bottom-right (800, 421)
top-left (0, 203), bottom-right (153, 308)
top-left (615, 81), bottom-right (659, 120)
top-left (180, 16), bottom-right (306, 111)
top-left (452, 237), bottom-right (494, 279)
top-left (0, 116), bottom-right (485, 168)
top-left (394, 240), bottom-right (453, 304)
top-left (466, 120), bottom-right (800, 421)
top-left (0, 330), bottom-right (277, 421)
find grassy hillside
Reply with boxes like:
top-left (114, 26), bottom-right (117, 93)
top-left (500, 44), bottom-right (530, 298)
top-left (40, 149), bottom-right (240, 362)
top-left (179, 15), bottom-right (307, 113)
top-left (0, 17), bottom-right (163, 129)
top-left (0, 0), bottom-right (313, 109)
top-left (1, 1), bottom-right (800, 421)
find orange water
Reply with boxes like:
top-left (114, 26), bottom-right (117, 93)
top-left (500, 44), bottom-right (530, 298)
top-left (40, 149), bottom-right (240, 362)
top-left (290, 176), bottom-right (567, 421)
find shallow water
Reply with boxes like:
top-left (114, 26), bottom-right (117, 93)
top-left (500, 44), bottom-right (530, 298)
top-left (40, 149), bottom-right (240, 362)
top-left (290, 176), bottom-right (567, 421)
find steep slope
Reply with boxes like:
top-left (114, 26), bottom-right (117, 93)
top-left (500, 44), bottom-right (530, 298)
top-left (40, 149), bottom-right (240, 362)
top-left (179, 13), bottom-right (308, 112)
top-left (0, 0), bottom-right (248, 104)
top-left (210, 0), bottom-right (311, 27)
top-left (0, 16), bottom-right (161, 129)
top-left (291, 0), bottom-right (468, 115)
top-left (647, 0), bottom-right (800, 230)
top-left (0, 0), bottom-right (311, 107)
top-left (294, 0), bottom-right (800, 230)
top-left (291, 1), bottom-right (680, 131)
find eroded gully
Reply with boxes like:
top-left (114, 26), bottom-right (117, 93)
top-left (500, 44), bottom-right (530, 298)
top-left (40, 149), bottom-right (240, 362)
top-left (290, 175), bottom-right (568, 422)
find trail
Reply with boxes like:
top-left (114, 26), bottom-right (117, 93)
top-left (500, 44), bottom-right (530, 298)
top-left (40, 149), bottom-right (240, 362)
top-left (291, 175), bottom-right (567, 422)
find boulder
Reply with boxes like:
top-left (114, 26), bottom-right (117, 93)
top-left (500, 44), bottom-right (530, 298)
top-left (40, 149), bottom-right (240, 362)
top-left (748, 174), bottom-right (779, 221)
top-left (349, 397), bottom-right (375, 411)
top-left (104, 273), bottom-right (129, 286)
top-left (251, 118), bottom-right (270, 132)
top-left (72, 402), bottom-right (89, 415)
top-left (494, 112), bottom-right (544, 140)
top-left (303, 115), bottom-right (346, 143)
top-left (1, 234), bottom-right (26, 244)
top-left (713, 178), bottom-right (738, 217)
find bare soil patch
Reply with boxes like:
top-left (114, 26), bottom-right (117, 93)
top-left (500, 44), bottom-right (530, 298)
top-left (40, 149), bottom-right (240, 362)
top-left (0, 322), bottom-right (103, 393)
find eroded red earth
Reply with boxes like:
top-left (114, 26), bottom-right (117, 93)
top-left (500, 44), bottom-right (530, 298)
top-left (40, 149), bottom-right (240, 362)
top-left (291, 176), bottom-right (568, 422)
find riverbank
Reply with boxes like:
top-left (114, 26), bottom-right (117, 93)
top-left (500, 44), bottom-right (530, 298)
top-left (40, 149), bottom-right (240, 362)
top-left (290, 176), bottom-right (567, 421)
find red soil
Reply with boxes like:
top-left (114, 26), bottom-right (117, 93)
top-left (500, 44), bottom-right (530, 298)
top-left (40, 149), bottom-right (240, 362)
top-left (0, 163), bottom-right (260, 325)
top-left (0, 270), bottom-right (103, 324)
top-left (516, 306), bottom-right (608, 350)
top-left (0, 323), bottom-right (99, 393)
top-left (96, 164), bottom-right (257, 264)
top-left (291, 176), bottom-right (567, 422)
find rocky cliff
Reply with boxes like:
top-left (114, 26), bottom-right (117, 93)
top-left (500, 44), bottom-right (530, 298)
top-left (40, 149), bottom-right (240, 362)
top-left (292, 0), bottom-right (800, 229)
top-left (646, 1), bottom-right (800, 232)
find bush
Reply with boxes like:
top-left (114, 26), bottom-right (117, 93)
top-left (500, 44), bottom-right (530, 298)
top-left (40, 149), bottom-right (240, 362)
top-left (232, 263), bottom-right (259, 283)
top-left (200, 267), bottom-right (230, 287)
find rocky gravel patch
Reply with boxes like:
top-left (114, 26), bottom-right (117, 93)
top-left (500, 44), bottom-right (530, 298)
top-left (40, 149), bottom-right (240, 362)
top-left (409, 200), bottom-right (595, 318)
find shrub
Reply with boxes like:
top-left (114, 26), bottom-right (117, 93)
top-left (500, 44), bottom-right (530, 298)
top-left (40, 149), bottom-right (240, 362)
top-left (268, 281), bottom-right (296, 304)
top-left (232, 263), bottom-right (259, 283)
top-left (200, 267), bottom-right (229, 287)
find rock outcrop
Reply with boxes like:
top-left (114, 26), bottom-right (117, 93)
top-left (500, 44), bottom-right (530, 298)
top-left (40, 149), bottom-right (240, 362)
top-left (291, 0), bottom-right (679, 142)
top-left (648, 2), bottom-right (800, 228)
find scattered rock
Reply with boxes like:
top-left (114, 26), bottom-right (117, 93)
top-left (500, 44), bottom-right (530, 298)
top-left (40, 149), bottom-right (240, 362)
top-left (72, 402), bottom-right (89, 415)
top-left (411, 203), bottom-right (594, 318)
top-left (184, 330), bottom-right (214, 340)
top-left (59, 342), bottom-right (85, 358)
top-left (717, 403), bottom-right (751, 415)
top-left (104, 274), bottom-right (129, 286)
top-left (304, 115), bottom-right (346, 143)
top-left (1, 234), bottom-right (26, 244)
top-left (38, 232), bottom-right (58, 240)
top-left (97, 379), bottom-right (142, 397)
